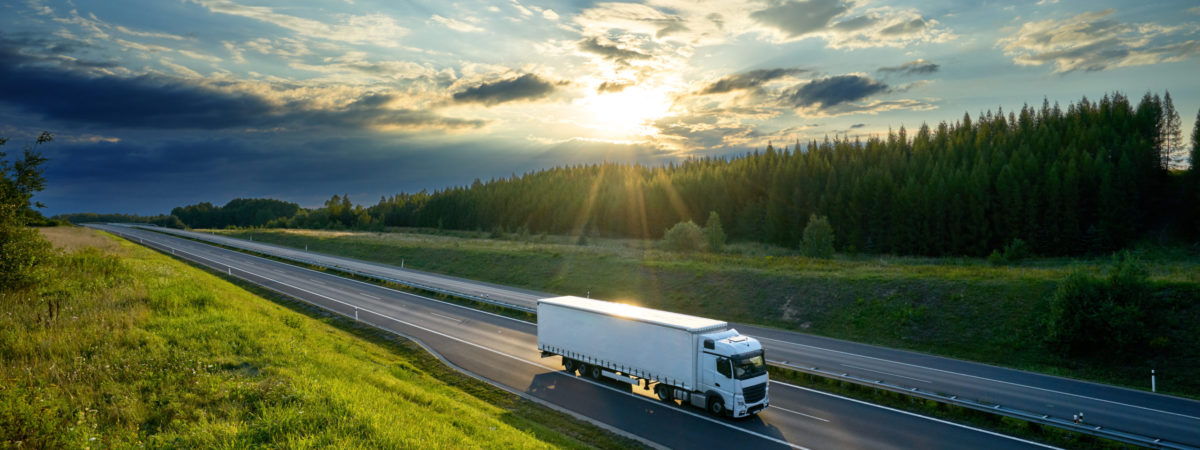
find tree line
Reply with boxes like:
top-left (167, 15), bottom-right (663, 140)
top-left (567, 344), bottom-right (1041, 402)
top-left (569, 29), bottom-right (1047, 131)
top-left (103, 91), bottom-right (1200, 257)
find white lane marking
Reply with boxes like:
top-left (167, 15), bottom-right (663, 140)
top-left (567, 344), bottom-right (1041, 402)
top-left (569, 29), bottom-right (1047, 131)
top-left (771, 406), bottom-right (830, 422)
top-left (430, 312), bottom-right (463, 323)
top-left (361, 293), bottom-right (381, 300)
top-left (840, 363), bottom-right (932, 384)
top-left (307, 278), bottom-right (327, 285)
top-left (758, 336), bottom-right (1200, 421)
top-left (770, 380), bottom-right (1058, 449)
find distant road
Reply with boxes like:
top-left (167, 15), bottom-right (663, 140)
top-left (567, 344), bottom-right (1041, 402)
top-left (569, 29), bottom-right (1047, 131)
top-left (93, 224), bottom-right (1053, 449)
top-left (134, 225), bottom-right (1200, 448)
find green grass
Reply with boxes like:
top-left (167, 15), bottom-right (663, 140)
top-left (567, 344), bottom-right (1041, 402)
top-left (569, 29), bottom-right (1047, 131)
top-left (218, 227), bottom-right (1200, 399)
top-left (0, 227), bottom-right (643, 448)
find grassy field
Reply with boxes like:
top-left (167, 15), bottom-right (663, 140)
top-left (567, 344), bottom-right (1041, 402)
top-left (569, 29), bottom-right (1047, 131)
top-left (218, 227), bottom-right (1200, 398)
top-left (0, 227), bottom-right (641, 448)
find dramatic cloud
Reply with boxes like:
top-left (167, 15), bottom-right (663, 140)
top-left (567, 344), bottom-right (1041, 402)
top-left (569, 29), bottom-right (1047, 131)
top-left (698, 68), bottom-right (808, 95)
top-left (878, 59), bottom-right (940, 75)
top-left (0, 47), bottom-right (480, 131)
top-left (1000, 9), bottom-right (1200, 73)
top-left (784, 75), bottom-right (889, 109)
top-left (578, 37), bottom-right (651, 64)
top-left (452, 73), bottom-right (558, 106)
top-left (750, 0), bottom-right (849, 38)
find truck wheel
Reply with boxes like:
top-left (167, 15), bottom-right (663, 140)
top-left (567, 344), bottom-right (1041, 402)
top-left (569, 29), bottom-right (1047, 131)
top-left (562, 358), bottom-right (577, 374)
top-left (655, 384), bottom-right (672, 402)
top-left (707, 398), bottom-right (725, 417)
top-left (587, 364), bottom-right (603, 379)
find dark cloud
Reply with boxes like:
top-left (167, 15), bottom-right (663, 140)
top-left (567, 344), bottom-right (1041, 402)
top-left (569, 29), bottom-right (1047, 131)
top-left (880, 18), bottom-right (927, 36)
top-left (0, 44), bottom-right (481, 131)
top-left (597, 81), bottom-right (632, 93)
top-left (578, 37), bottom-right (650, 64)
top-left (877, 59), bottom-right (940, 75)
top-left (831, 15), bottom-right (879, 32)
top-left (751, 0), bottom-right (849, 38)
top-left (0, 46), bottom-right (271, 129)
top-left (452, 73), bottom-right (557, 106)
top-left (849, 123), bottom-right (866, 128)
top-left (784, 75), bottom-right (889, 109)
top-left (698, 68), bottom-right (808, 95)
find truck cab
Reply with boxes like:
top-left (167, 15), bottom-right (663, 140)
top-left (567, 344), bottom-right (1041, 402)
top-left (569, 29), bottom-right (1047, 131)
top-left (699, 330), bottom-right (769, 418)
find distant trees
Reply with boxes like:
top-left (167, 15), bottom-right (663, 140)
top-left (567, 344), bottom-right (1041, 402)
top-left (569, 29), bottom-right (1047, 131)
top-left (172, 198), bottom-right (300, 229)
top-left (152, 90), bottom-right (1197, 255)
top-left (0, 132), bottom-right (53, 290)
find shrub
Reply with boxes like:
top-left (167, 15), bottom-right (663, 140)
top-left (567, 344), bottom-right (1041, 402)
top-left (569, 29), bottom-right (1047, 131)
top-left (662, 220), bottom-right (705, 252)
top-left (801, 214), bottom-right (834, 259)
top-left (1002, 238), bottom-right (1031, 262)
top-left (1047, 251), bottom-right (1154, 360)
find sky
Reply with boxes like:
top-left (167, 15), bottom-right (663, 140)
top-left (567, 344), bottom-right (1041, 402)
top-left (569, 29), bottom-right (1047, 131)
top-left (1, 0), bottom-right (1198, 215)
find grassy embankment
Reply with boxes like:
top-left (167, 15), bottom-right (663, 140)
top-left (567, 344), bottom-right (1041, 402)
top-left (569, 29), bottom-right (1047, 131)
top-left (0, 227), bottom-right (642, 448)
top-left (219, 228), bottom-right (1200, 398)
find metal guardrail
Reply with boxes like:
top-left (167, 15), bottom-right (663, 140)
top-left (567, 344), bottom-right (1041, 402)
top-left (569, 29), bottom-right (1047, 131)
top-left (126, 225), bottom-right (536, 314)
top-left (768, 359), bottom-right (1194, 450)
top-left (114, 224), bottom-right (1193, 449)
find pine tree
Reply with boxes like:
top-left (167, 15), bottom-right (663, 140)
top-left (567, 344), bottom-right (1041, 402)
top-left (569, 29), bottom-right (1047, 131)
top-left (1192, 107), bottom-right (1200, 173)
top-left (704, 210), bottom-right (726, 253)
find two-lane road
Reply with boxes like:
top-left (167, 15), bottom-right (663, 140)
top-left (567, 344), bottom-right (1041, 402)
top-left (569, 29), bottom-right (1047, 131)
top-left (95, 224), bottom-right (1051, 449)
top-left (136, 224), bottom-right (1200, 448)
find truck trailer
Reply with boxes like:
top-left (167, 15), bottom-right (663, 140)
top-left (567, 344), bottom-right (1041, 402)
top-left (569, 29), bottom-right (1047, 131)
top-left (537, 295), bottom-right (769, 418)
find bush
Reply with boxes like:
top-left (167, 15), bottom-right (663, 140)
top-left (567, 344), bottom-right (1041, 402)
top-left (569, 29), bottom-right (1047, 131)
top-left (662, 220), bottom-right (705, 252)
top-left (801, 214), bottom-right (834, 259)
top-left (987, 249), bottom-right (1007, 266)
top-left (1003, 238), bottom-right (1030, 262)
top-left (1047, 251), bottom-right (1154, 360)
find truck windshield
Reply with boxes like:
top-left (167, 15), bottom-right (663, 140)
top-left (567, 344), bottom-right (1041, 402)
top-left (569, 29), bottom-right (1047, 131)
top-left (733, 352), bottom-right (766, 380)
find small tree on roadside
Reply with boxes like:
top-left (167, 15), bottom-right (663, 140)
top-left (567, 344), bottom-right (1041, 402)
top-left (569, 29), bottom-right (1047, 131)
top-left (0, 132), bottom-right (53, 291)
top-left (662, 220), bottom-right (704, 252)
top-left (704, 211), bottom-right (726, 253)
top-left (801, 214), bottom-right (834, 259)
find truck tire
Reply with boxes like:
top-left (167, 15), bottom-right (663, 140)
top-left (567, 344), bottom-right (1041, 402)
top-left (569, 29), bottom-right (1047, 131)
top-left (655, 384), bottom-right (672, 402)
top-left (587, 364), bottom-right (603, 379)
top-left (707, 398), bottom-right (725, 417)
top-left (562, 358), bottom-right (577, 374)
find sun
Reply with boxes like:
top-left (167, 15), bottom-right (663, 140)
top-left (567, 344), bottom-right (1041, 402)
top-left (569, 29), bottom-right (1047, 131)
top-left (578, 86), bottom-right (672, 138)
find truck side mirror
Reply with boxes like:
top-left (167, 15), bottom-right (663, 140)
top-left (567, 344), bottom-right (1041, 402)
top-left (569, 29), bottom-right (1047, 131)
top-left (703, 339), bottom-right (714, 350)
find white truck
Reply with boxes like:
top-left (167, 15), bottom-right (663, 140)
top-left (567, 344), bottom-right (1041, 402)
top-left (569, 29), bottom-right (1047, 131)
top-left (537, 295), bottom-right (769, 418)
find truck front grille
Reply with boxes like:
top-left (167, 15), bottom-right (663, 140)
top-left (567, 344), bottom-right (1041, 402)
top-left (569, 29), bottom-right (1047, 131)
top-left (743, 382), bottom-right (766, 403)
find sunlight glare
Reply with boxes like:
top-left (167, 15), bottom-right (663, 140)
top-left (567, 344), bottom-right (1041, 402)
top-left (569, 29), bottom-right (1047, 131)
top-left (579, 86), bottom-right (671, 138)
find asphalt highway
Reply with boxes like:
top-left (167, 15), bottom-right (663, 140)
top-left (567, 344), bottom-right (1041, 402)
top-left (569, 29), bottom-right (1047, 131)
top-left (136, 225), bottom-right (1200, 447)
top-left (94, 224), bottom-right (1052, 449)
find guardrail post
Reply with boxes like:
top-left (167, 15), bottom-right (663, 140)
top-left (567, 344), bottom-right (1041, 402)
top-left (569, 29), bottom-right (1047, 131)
top-left (1152, 369), bottom-right (1156, 392)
